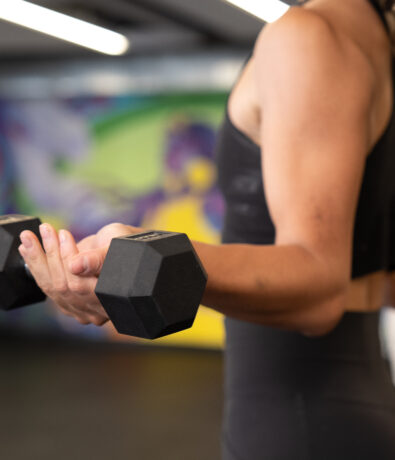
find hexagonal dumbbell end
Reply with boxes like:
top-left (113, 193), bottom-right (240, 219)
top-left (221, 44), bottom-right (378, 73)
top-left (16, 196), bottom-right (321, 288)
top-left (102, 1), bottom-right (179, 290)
top-left (94, 231), bottom-right (207, 339)
top-left (0, 215), bottom-right (46, 310)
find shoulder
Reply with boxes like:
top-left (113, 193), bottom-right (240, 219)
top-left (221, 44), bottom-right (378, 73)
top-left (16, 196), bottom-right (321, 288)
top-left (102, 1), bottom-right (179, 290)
top-left (252, 8), bottom-right (374, 116)
top-left (253, 8), bottom-right (339, 59)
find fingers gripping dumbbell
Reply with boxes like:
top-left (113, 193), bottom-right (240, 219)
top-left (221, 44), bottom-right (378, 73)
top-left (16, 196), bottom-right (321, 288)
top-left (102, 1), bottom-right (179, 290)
top-left (0, 215), bottom-right (207, 339)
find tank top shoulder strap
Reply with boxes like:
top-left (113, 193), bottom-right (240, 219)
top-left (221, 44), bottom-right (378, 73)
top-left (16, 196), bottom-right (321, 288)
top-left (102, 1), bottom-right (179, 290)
top-left (368, 0), bottom-right (391, 34)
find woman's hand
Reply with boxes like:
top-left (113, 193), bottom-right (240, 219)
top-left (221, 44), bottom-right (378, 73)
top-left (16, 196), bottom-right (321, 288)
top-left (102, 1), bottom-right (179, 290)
top-left (71, 223), bottom-right (143, 276)
top-left (18, 222), bottom-right (142, 326)
top-left (77, 222), bottom-right (140, 251)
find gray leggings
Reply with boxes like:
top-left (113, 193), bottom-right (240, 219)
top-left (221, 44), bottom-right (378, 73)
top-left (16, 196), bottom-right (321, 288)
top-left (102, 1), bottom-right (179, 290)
top-left (222, 314), bottom-right (395, 460)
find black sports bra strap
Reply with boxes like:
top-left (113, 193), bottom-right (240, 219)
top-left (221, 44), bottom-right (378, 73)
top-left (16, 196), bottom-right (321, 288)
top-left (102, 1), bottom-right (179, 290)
top-left (297, 0), bottom-right (390, 34)
top-left (368, 0), bottom-right (391, 34)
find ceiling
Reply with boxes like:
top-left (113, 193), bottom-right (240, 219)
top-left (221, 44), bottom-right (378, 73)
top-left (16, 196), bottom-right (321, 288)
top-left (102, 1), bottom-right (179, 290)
top-left (0, 0), bottom-right (278, 58)
top-left (0, 0), bottom-right (297, 97)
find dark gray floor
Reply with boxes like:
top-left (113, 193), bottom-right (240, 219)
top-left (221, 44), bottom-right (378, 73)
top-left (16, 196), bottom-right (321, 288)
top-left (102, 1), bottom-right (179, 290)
top-left (0, 333), bottom-right (223, 460)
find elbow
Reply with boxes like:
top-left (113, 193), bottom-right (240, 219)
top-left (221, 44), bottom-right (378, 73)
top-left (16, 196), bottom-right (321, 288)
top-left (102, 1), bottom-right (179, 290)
top-left (262, 279), bottom-right (348, 337)
top-left (297, 245), bottom-right (350, 337)
top-left (299, 284), bottom-right (348, 337)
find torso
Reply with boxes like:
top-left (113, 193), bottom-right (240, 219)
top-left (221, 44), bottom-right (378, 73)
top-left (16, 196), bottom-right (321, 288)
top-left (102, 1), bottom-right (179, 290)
top-left (227, 0), bottom-right (393, 313)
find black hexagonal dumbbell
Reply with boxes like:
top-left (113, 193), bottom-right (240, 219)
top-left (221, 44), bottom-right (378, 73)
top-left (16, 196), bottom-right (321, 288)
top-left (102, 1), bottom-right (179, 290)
top-left (0, 215), bottom-right (46, 310)
top-left (95, 231), bottom-right (207, 339)
top-left (0, 215), bottom-right (207, 339)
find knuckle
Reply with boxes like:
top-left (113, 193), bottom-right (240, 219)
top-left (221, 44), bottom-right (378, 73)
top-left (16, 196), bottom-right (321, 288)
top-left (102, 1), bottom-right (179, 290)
top-left (53, 281), bottom-right (68, 295)
top-left (99, 317), bottom-right (109, 326)
top-left (44, 245), bottom-right (55, 256)
top-left (76, 316), bottom-right (90, 325)
top-left (40, 283), bottom-right (53, 296)
top-left (43, 242), bottom-right (58, 258)
top-left (89, 315), bottom-right (107, 326)
top-left (28, 252), bottom-right (39, 263)
top-left (69, 280), bottom-right (88, 295)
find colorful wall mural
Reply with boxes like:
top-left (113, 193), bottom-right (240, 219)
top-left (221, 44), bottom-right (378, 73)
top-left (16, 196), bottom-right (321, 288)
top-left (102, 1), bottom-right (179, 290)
top-left (0, 92), bottom-right (227, 348)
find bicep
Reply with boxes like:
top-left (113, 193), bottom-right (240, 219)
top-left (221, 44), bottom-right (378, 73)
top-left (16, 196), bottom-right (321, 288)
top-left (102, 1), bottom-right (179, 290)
top-left (255, 15), bottom-right (372, 279)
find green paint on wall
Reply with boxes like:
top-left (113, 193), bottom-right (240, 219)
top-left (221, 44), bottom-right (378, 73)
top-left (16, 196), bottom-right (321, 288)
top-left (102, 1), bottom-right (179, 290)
top-left (68, 94), bottom-right (227, 195)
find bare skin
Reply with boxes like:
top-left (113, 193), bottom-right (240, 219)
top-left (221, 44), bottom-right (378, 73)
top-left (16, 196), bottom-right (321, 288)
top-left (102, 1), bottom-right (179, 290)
top-left (18, 0), bottom-right (395, 335)
top-left (228, 0), bottom-right (394, 314)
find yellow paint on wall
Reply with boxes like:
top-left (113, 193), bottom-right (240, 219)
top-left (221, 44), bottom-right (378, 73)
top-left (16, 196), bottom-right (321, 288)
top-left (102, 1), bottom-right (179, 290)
top-left (186, 158), bottom-right (216, 193)
top-left (143, 195), bottom-right (220, 244)
top-left (39, 215), bottom-right (67, 231)
top-left (140, 195), bottom-right (224, 349)
top-left (156, 306), bottom-right (224, 349)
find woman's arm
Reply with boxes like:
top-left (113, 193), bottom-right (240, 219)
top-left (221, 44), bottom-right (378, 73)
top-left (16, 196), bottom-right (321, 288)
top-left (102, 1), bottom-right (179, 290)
top-left (19, 10), bottom-right (377, 336)
top-left (193, 10), bottom-right (375, 335)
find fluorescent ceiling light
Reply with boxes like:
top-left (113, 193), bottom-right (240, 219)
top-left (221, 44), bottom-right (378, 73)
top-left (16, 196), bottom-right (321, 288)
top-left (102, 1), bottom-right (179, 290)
top-left (0, 0), bottom-right (129, 55)
top-left (224, 0), bottom-right (290, 23)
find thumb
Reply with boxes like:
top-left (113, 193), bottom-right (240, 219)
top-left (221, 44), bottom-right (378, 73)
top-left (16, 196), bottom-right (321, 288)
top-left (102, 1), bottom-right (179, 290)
top-left (69, 247), bottom-right (108, 277)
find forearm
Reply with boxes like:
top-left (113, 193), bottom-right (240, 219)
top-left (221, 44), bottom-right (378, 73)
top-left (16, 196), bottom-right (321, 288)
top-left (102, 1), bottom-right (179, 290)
top-left (194, 241), bottom-right (347, 335)
top-left (71, 225), bottom-right (347, 335)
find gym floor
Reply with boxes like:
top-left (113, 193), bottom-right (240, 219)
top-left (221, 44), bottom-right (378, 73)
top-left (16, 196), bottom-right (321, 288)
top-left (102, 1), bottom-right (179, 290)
top-left (0, 332), bottom-right (223, 460)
